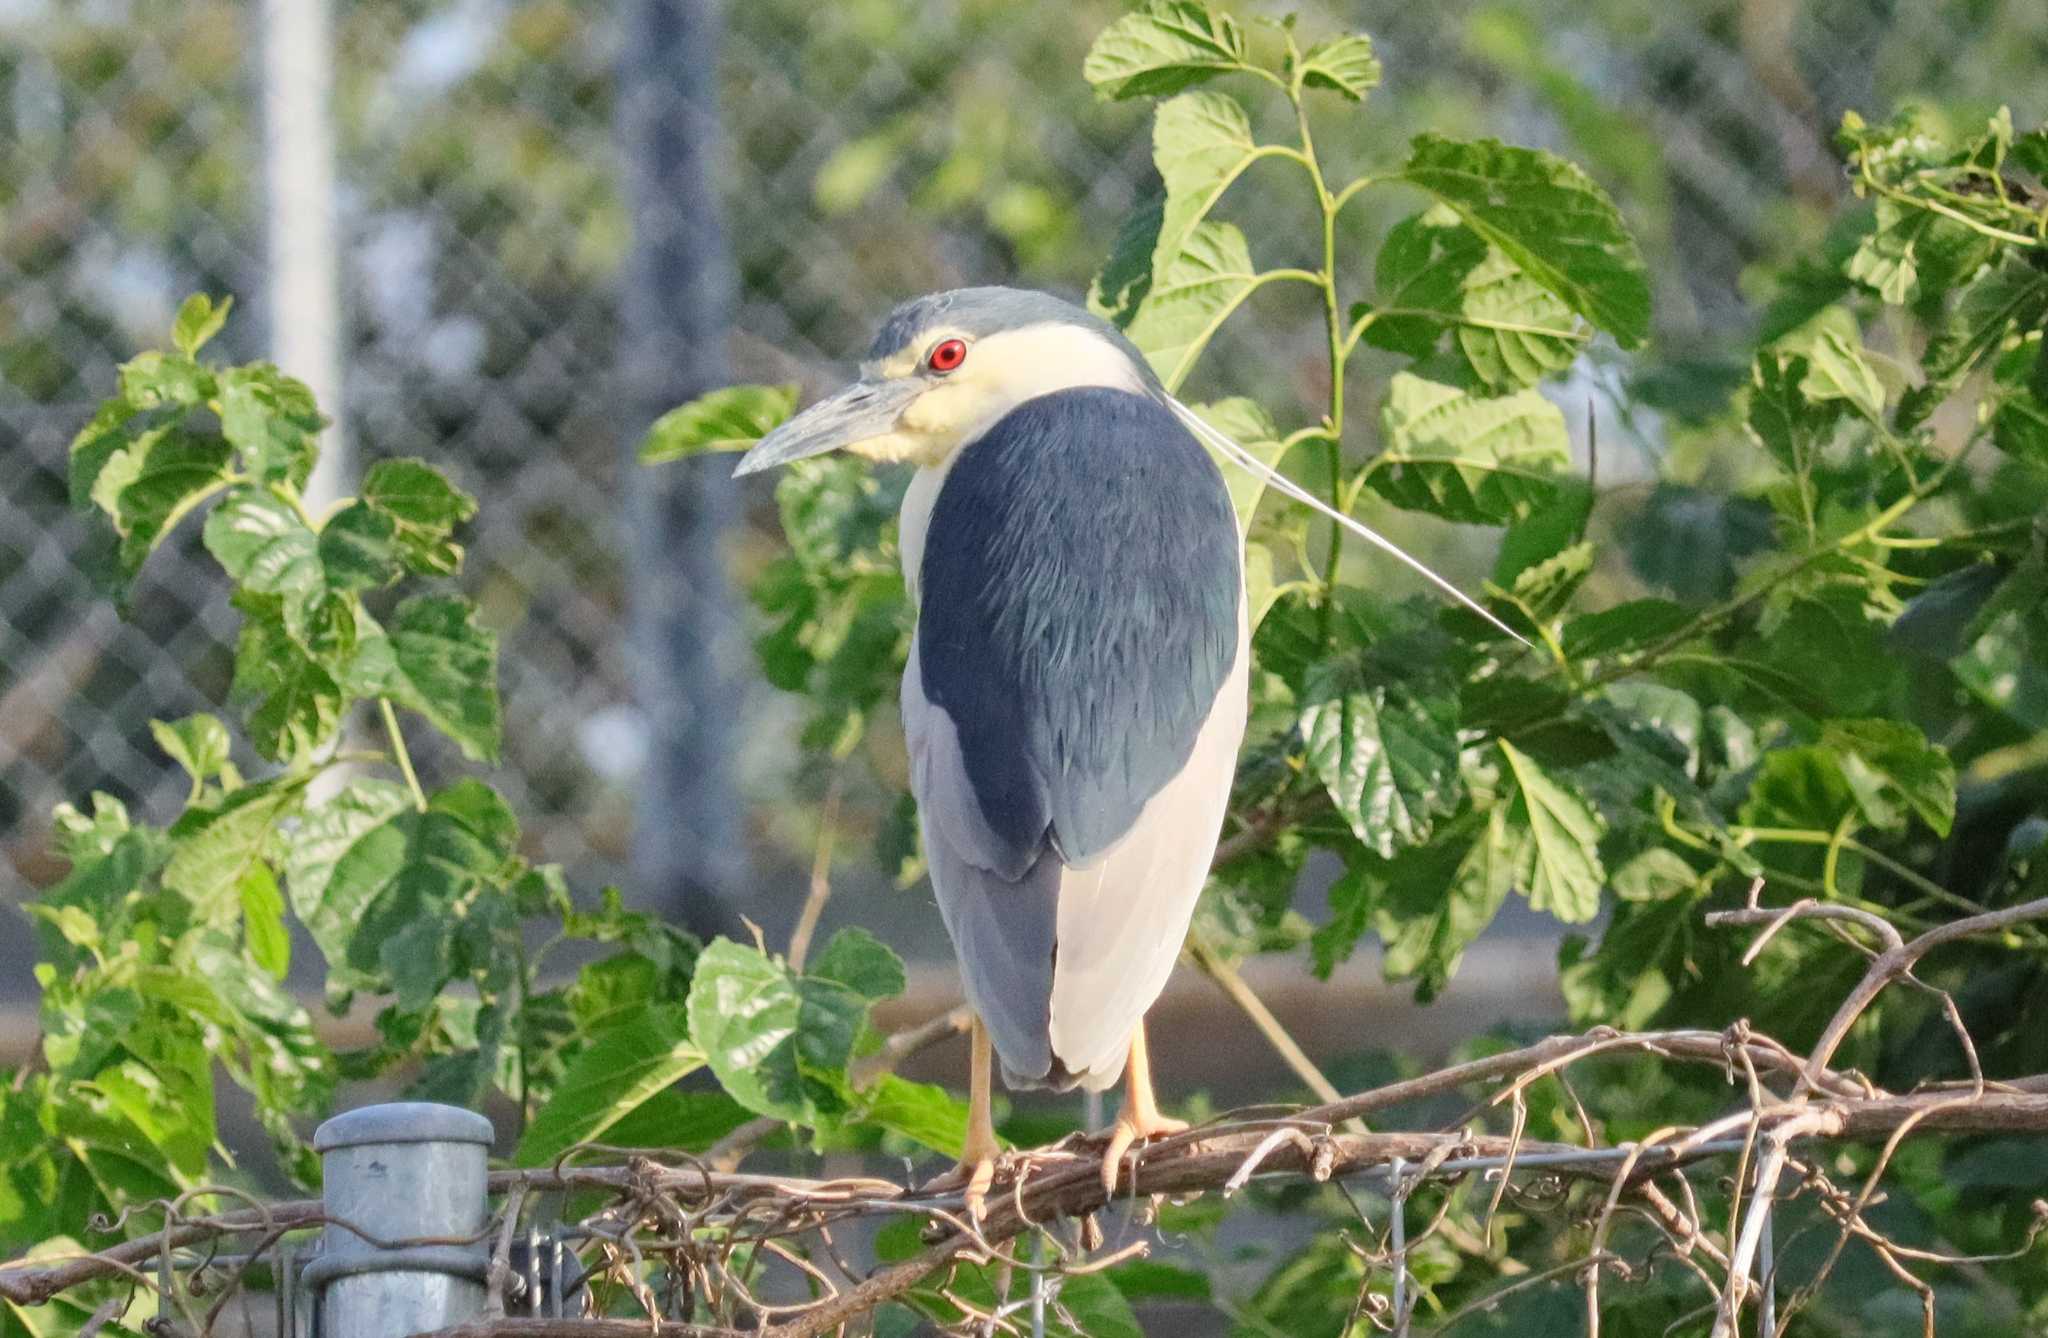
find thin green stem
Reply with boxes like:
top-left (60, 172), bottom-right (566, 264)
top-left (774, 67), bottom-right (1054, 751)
top-left (1289, 88), bottom-right (1351, 637)
top-left (1859, 162), bottom-right (2041, 247)
top-left (1329, 175), bottom-right (1374, 217)
top-left (380, 698), bottom-right (429, 812)
top-left (1566, 441), bottom-right (1975, 694)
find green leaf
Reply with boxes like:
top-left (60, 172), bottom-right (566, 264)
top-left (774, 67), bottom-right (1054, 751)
top-left (1493, 479), bottom-right (1592, 591)
top-left (1292, 34), bottom-right (1380, 101)
top-left (1106, 1259), bottom-right (1213, 1303)
top-left (1907, 259), bottom-right (2048, 427)
top-left (1777, 313), bottom-right (1886, 419)
top-left (808, 927), bottom-right (907, 1002)
top-left (354, 596), bottom-right (503, 762)
top-left (171, 293), bottom-right (231, 357)
top-left (1047, 1271), bottom-right (1143, 1338)
top-left (639, 384), bottom-right (799, 463)
top-left (228, 596), bottom-right (344, 762)
top-left (118, 349), bottom-right (212, 410)
top-left (1376, 808), bottom-right (1518, 1000)
top-left (360, 458), bottom-right (477, 576)
top-left (1122, 222), bottom-right (1261, 389)
top-left (515, 1004), bottom-right (705, 1165)
top-left (1848, 197), bottom-right (1997, 311)
top-left (1400, 134), bottom-right (1650, 347)
top-left (162, 779), bottom-right (301, 924)
top-left (1370, 372), bottom-right (1573, 525)
top-left (1189, 397), bottom-right (1286, 536)
top-left (598, 1088), bottom-right (756, 1153)
top-left (239, 863), bottom-right (290, 978)
top-left (1082, 0), bottom-right (1250, 100)
top-left (1741, 745), bottom-right (1860, 834)
top-left (1995, 386), bottom-right (2048, 464)
top-left (863, 1074), bottom-right (969, 1157)
top-left (88, 426), bottom-right (233, 578)
top-left (150, 714), bottom-right (232, 784)
top-left (318, 501), bottom-right (403, 593)
top-left (686, 938), bottom-right (869, 1125)
top-left (1088, 196), bottom-right (1164, 328)
top-left (1745, 353), bottom-right (1836, 479)
top-left (1310, 858), bottom-right (1376, 978)
top-left (1300, 662), bottom-right (1462, 858)
top-left (338, 781), bottom-right (521, 1009)
top-left (1561, 599), bottom-right (1693, 660)
top-left (1364, 207), bottom-right (1583, 389)
top-left (1760, 590), bottom-right (1891, 717)
top-left (1821, 719), bottom-right (1957, 836)
top-left (215, 364), bottom-right (322, 488)
top-left (282, 780), bottom-right (416, 970)
top-left (203, 487), bottom-right (322, 620)
top-left (1151, 92), bottom-right (1260, 279)
top-left (1499, 740), bottom-right (1606, 921)
top-left (1509, 540), bottom-right (1593, 623)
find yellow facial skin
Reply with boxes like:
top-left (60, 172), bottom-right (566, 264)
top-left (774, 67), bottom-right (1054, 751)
top-left (843, 322), bottom-right (1148, 468)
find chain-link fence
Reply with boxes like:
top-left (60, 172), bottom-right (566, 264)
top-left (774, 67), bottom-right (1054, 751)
top-left (5, 0), bottom-right (2046, 958)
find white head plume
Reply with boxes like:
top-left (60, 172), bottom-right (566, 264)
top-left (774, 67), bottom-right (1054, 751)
top-left (1163, 395), bottom-right (1536, 650)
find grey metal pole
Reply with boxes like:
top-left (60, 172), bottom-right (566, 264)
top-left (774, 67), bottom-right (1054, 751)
top-left (257, 0), bottom-right (346, 509)
top-left (616, 0), bottom-right (750, 939)
top-left (310, 1102), bottom-right (494, 1336)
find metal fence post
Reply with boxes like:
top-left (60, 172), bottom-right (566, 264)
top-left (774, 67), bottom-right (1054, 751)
top-left (307, 1102), bottom-right (495, 1336)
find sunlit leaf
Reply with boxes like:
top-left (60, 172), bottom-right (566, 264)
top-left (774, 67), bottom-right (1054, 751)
top-left (1364, 206), bottom-right (1583, 388)
top-left (1300, 663), bottom-right (1462, 858)
top-left (862, 1074), bottom-right (968, 1158)
top-left (1401, 134), bottom-right (1650, 347)
top-left (1370, 372), bottom-right (1573, 525)
top-left (1082, 0), bottom-right (1250, 100)
top-left (360, 458), bottom-right (477, 576)
top-left (170, 293), bottom-right (231, 357)
top-left (1292, 34), bottom-right (1380, 101)
top-left (1151, 91), bottom-right (1260, 276)
top-left (640, 384), bottom-right (799, 463)
top-left (686, 939), bottom-right (869, 1125)
top-left (150, 714), bottom-right (233, 786)
top-left (1499, 740), bottom-right (1606, 922)
top-left (1121, 222), bottom-right (1262, 388)
top-left (516, 1004), bottom-right (705, 1165)
top-left (352, 596), bottom-right (503, 762)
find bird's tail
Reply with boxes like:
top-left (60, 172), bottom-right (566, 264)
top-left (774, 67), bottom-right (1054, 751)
top-left (1163, 394), bottom-right (1535, 650)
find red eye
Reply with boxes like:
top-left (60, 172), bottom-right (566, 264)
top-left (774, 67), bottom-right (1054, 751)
top-left (927, 338), bottom-right (968, 373)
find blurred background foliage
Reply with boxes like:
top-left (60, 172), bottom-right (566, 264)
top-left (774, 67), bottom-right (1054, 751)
top-left (5, 0), bottom-right (2046, 920)
top-left (7, 1), bottom-right (2048, 1333)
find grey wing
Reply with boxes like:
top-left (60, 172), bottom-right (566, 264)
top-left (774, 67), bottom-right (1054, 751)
top-left (903, 640), bottom-right (1059, 1085)
top-left (906, 615), bottom-right (1250, 1092)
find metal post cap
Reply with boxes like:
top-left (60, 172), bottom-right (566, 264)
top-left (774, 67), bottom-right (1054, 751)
top-left (314, 1102), bottom-right (496, 1152)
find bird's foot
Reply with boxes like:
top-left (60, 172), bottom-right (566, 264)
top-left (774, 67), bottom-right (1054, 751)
top-left (923, 1145), bottom-right (1001, 1222)
top-left (1100, 1109), bottom-right (1190, 1195)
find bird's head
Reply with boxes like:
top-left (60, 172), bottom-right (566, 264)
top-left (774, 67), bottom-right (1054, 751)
top-left (734, 287), bottom-right (1157, 476)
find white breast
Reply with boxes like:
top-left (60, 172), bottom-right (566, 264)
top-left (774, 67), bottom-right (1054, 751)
top-left (897, 456), bottom-right (956, 608)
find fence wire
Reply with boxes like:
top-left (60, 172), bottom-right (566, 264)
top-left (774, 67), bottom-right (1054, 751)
top-left (4, 0), bottom-right (2046, 930)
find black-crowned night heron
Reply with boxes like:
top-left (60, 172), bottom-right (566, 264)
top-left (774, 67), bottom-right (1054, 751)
top-left (736, 287), bottom-right (1513, 1210)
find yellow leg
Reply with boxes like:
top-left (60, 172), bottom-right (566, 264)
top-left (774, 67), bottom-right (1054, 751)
top-left (1101, 1020), bottom-right (1188, 1193)
top-left (925, 1015), bottom-right (1001, 1219)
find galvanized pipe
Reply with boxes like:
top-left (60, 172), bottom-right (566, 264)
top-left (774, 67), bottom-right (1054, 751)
top-left (311, 1102), bottom-right (495, 1336)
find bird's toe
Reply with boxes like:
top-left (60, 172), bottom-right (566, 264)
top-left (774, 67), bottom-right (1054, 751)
top-left (1099, 1111), bottom-right (1189, 1194)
